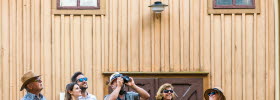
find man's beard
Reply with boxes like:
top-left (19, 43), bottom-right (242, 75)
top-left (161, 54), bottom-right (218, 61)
top-left (32, 87), bottom-right (43, 93)
top-left (80, 86), bottom-right (88, 92)
top-left (39, 88), bottom-right (43, 91)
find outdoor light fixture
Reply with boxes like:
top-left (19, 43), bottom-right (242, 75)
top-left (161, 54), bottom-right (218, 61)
top-left (149, 1), bottom-right (168, 13)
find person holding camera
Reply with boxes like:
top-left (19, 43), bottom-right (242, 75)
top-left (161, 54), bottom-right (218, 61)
top-left (104, 72), bottom-right (150, 100)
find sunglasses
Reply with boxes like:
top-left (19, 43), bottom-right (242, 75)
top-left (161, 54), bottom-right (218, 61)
top-left (33, 78), bottom-right (42, 83)
top-left (77, 77), bottom-right (88, 82)
top-left (163, 90), bottom-right (174, 93)
top-left (208, 91), bottom-right (216, 96)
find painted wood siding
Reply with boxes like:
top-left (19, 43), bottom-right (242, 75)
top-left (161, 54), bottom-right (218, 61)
top-left (0, 0), bottom-right (275, 100)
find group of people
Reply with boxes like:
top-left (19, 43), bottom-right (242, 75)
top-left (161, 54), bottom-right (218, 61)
top-left (20, 71), bottom-right (97, 100)
top-left (20, 71), bottom-right (226, 100)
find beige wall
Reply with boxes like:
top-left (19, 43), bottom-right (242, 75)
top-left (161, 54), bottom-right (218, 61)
top-left (276, 0), bottom-right (280, 99)
top-left (0, 0), bottom-right (276, 100)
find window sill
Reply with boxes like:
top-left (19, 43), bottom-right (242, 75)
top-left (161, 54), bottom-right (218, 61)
top-left (52, 9), bottom-right (106, 15)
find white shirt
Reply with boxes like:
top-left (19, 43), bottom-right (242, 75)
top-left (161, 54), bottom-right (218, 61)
top-left (78, 93), bottom-right (97, 100)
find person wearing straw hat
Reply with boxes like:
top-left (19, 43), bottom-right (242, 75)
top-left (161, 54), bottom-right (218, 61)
top-left (204, 87), bottom-right (226, 100)
top-left (20, 71), bottom-right (46, 100)
top-left (104, 72), bottom-right (150, 100)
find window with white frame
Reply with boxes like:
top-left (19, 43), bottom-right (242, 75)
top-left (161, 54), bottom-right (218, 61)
top-left (214, 0), bottom-right (255, 9)
top-left (58, 0), bottom-right (99, 9)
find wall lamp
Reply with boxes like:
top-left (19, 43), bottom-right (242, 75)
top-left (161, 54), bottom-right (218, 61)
top-left (148, 1), bottom-right (168, 13)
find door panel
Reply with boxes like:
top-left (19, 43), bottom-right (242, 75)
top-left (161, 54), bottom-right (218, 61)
top-left (158, 78), bottom-right (203, 100)
top-left (108, 78), bottom-right (156, 100)
top-left (126, 78), bottom-right (156, 100)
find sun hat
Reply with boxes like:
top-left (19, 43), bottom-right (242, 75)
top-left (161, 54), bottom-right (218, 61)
top-left (204, 87), bottom-right (225, 100)
top-left (20, 71), bottom-right (41, 91)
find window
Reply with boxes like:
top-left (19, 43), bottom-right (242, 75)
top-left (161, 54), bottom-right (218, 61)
top-left (214, 0), bottom-right (255, 9)
top-left (58, 0), bottom-right (99, 9)
top-left (52, 0), bottom-right (106, 15)
top-left (208, 0), bottom-right (260, 14)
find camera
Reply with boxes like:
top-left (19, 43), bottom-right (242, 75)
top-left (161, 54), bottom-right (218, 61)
top-left (122, 75), bottom-right (131, 83)
top-left (112, 74), bottom-right (131, 84)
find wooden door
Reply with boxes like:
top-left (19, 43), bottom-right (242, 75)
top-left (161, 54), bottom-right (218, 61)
top-left (108, 78), bottom-right (203, 100)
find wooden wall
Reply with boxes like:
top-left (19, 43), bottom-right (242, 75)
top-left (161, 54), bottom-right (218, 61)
top-left (0, 0), bottom-right (276, 100)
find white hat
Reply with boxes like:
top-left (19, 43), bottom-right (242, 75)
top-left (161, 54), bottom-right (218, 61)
top-left (108, 72), bottom-right (123, 85)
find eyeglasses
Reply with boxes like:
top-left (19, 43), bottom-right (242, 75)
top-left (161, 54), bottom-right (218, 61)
top-left (77, 77), bottom-right (88, 82)
top-left (208, 91), bottom-right (216, 96)
top-left (163, 90), bottom-right (174, 93)
top-left (33, 78), bottom-right (42, 83)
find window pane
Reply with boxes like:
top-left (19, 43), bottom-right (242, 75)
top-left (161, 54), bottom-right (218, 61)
top-left (236, 0), bottom-right (252, 5)
top-left (80, 0), bottom-right (98, 7)
top-left (60, 0), bottom-right (77, 6)
top-left (216, 0), bottom-right (232, 5)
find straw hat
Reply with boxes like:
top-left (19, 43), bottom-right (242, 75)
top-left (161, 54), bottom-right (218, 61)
top-left (20, 71), bottom-right (41, 91)
top-left (204, 87), bottom-right (226, 100)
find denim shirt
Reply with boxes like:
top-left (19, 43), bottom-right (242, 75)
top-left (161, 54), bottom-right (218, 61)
top-left (21, 92), bottom-right (46, 100)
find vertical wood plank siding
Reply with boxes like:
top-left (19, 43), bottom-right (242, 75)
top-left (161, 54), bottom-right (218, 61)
top-left (0, 0), bottom-right (276, 100)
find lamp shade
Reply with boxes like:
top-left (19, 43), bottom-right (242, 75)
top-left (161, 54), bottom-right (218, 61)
top-left (149, 1), bottom-right (168, 13)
